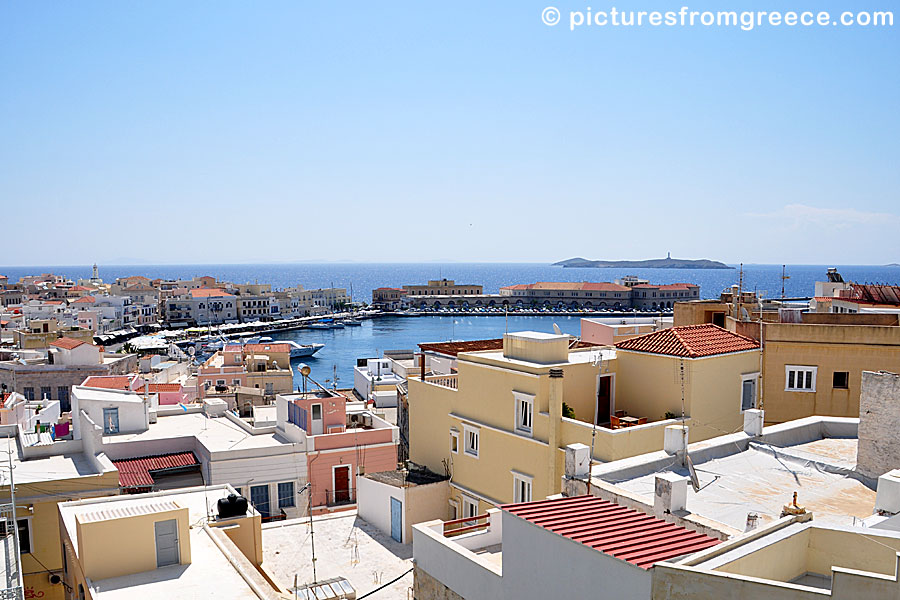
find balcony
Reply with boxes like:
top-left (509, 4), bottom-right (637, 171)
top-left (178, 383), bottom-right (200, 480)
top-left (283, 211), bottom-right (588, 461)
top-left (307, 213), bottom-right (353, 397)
top-left (425, 374), bottom-right (458, 390)
top-left (324, 488), bottom-right (356, 507)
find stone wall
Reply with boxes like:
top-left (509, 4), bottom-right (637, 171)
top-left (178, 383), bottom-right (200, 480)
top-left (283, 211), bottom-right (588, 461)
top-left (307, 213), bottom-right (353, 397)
top-left (857, 370), bottom-right (900, 479)
top-left (413, 565), bottom-right (466, 600)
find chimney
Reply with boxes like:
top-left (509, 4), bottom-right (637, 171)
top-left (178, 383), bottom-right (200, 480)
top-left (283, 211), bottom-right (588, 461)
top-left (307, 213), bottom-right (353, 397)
top-left (565, 443), bottom-right (590, 479)
top-left (548, 368), bottom-right (564, 490)
top-left (654, 472), bottom-right (687, 516)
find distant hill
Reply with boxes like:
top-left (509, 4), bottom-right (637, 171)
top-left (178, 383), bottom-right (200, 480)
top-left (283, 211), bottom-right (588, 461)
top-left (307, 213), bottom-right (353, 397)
top-left (886, 263), bottom-right (900, 267)
top-left (553, 257), bottom-right (734, 269)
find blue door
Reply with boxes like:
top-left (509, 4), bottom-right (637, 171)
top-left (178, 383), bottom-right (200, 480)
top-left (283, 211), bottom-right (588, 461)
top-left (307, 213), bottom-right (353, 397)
top-left (390, 497), bottom-right (402, 542)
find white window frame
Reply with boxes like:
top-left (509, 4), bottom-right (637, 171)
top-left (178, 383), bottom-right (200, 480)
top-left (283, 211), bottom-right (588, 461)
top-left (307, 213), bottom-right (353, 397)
top-left (513, 391), bottom-right (534, 436)
top-left (463, 424), bottom-right (480, 458)
top-left (512, 472), bottom-right (533, 504)
top-left (450, 428), bottom-right (459, 454)
top-left (740, 372), bottom-right (760, 412)
top-left (462, 495), bottom-right (479, 520)
top-left (785, 365), bottom-right (817, 392)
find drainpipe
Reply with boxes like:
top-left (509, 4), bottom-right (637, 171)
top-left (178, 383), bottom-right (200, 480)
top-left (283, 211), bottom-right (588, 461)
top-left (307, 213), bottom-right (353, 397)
top-left (548, 368), bottom-right (564, 494)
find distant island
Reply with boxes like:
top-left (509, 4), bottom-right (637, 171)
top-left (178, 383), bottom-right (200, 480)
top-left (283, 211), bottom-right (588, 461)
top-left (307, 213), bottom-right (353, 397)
top-left (886, 263), bottom-right (900, 267)
top-left (553, 256), bottom-right (734, 269)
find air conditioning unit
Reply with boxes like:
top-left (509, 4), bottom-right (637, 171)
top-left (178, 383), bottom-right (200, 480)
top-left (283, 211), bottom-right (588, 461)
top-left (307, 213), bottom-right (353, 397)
top-left (362, 415), bottom-right (373, 428)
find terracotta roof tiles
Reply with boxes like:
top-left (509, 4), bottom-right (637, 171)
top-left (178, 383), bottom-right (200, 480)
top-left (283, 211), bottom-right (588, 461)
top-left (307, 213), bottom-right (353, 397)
top-left (112, 452), bottom-right (200, 489)
top-left (614, 324), bottom-right (759, 358)
top-left (50, 336), bottom-right (88, 350)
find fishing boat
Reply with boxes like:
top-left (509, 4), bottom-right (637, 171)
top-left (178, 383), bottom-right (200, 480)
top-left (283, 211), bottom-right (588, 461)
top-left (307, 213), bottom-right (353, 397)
top-left (341, 318), bottom-right (362, 326)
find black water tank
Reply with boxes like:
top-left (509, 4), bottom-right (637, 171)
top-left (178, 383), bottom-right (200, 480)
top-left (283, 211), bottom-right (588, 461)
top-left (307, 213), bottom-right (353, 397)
top-left (217, 493), bottom-right (249, 519)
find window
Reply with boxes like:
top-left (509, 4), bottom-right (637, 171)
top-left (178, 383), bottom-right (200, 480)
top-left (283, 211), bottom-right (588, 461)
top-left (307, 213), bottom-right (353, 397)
top-left (232, 378), bottom-right (241, 386)
top-left (216, 379), bottom-right (226, 386)
top-left (741, 373), bottom-right (759, 411)
top-left (448, 499), bottom-right (459, 521)
top-left (0, 518), bottom-right (32, 554)
top-left (450, 429), bottom-right (459, 454)
top-left (102, 407), bottom-right (119, 434)
top-left (40, 386), bottom-right (51, 400)
top-left (513, 391), bottom-right (534, 435)
top-left (463, 425), bottom-right (479, 458)
top-left (278, 482), bottom-right (295, 508)
top-left (833, 371), bottom-right (850, 390)
top-left (462, 496), bottom-right (479, 522)
top-left (786, 366), bottom-right (817, 392)
top-left (23, 387), bottom-right (34, 401)
top-left (513, 473), bottom-right (533, 503)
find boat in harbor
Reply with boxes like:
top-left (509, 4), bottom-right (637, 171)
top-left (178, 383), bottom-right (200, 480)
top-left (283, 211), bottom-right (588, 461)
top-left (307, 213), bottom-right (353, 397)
top-left (283, 340), bottom-right (325, 358)
top-left (341, 318), bottom-right (362, 326)
top-left (308, 321), bottom-right (334, 329)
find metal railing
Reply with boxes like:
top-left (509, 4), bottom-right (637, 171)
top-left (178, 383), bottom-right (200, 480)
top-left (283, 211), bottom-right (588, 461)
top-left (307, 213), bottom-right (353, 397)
top-left (442, 514), bottom-right (489, 538)
top-left (324, 489), bottom-right (356, 507)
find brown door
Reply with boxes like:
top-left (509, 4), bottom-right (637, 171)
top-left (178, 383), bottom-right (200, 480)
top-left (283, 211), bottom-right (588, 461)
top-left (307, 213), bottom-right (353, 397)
top-left (597, 376), bottom-right (612, 425)
top-left (333, 465), bottom-right (351, 503)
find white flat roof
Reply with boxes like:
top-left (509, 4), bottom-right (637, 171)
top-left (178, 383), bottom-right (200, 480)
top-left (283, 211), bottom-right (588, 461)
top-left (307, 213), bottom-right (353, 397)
top-left (5, 451), bottom-right (105, 485)
top-left (60, 486), bottom-right (262, 600)
top-left (595, 418), bottom-right (873, 531)
top-left (104, 411), bottom-right (293, 453)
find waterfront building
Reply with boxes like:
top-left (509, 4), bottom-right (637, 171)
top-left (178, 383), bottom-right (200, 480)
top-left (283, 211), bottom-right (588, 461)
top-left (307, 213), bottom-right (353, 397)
top-left (197, 343), bottom-right (292, 400)
top-left (164, 288), bottom-right (237, 326)
top-left (407, 325), bottom-right (760, 518)
top-left (372, 287), bottom-right (408, 310)
top-left (499, 281), bottom-right (700, 310)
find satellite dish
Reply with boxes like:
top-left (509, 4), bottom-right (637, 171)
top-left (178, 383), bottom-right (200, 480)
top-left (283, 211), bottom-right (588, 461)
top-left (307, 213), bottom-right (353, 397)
top-left (553, 323), bottom-right (562, 335)
top-left (686, 453), bottom-right (701, 493)
top-left (188, 346), bottom-right (196, 356)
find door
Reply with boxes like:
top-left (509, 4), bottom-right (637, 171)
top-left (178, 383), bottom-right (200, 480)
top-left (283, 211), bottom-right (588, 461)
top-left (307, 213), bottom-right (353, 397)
top-left (311, 403), bottom-right (323, 435)
top-left (333, 465), bottom-right (351, 503)
top-left (154, 519), bottom-right (180, 568)
top-left (390, 497), bottom-right (402, 542)
top-left (742, 377), bottom-right (758, 411)
top-left (250, 484), bottom-right (270, 518)
top-left (596, 376), bottom-right (612, 425)
top-left (103, 408), bottom-right (119, 434)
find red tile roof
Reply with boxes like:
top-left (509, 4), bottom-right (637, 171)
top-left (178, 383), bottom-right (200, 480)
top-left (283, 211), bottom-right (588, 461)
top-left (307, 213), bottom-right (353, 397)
top-left (50, 336), bottom-right (87, 350)
top-left (112, 452), bottom-right (200, 489)
top-left (615, 324), bottom-right (759, 358)
top-left (190, 288), bottom-right (234, 298)
top-left (136, 383), bottom-right (183, 393)
top-left (69, 285), bottom-right (93, 292)
top-left (502, 495), bottom-right (720, 569)
top-left (244, 343), bottom-right (291, 354)
top-left (72, 295), bottom-right (97, 304)
top-left (82, 375), bottom-right (135, 390)
top-left (500, 282), bottom-right (630, 292)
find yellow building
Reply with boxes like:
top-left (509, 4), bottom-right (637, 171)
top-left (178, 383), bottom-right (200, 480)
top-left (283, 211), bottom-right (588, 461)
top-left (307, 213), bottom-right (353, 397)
top-left (58, 485), bottom-right (283, 600)
top-left (15, 319), bottom-right (95, 350)
top-left (0, 434), bottom-right (121, 600)
top-left (408, 326), bottom-right (761, 519)
top-left (757, 313), bottom-right (900, 423)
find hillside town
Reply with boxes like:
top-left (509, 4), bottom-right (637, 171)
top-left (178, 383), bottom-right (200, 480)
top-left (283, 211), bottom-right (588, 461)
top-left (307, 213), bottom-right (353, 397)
top-left (0, 264), bottom-right (898, 599)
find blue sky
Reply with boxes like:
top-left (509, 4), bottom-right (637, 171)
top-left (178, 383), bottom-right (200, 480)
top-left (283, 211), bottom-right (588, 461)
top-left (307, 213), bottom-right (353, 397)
top-left (1, 1), bottom-right (897, 265)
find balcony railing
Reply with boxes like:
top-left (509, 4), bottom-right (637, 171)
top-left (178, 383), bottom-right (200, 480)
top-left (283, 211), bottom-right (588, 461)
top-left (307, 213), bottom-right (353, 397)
top-left (324, 488), bottom-right (356, 507)
top-left (443, 514), bottom-right (489, 537)
top-left (426, 374), bottom-right (458, 390)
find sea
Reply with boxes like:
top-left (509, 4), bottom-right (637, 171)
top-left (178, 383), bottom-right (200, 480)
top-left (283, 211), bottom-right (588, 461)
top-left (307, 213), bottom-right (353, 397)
top-left (2, 262), bottom-right (897, 387)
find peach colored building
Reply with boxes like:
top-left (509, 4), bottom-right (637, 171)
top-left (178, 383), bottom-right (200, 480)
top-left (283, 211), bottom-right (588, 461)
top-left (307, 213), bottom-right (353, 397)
top-left (280, 391), bottom-right (398, 510)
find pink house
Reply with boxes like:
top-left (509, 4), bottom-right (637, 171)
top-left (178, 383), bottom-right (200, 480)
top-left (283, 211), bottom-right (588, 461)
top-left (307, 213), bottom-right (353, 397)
top-left (279, 391), bottom-right (398, 511)
top-left (136, 383), bottom-right (192, 406)
top-left (198, 344), bottom-right (247, 397)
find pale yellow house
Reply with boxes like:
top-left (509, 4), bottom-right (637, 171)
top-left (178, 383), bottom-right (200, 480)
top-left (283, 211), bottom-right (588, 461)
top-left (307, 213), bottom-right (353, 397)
top-left (58, 485), bottom-right (281, 600)
top-left (408, 325), bottom-right (761, 519)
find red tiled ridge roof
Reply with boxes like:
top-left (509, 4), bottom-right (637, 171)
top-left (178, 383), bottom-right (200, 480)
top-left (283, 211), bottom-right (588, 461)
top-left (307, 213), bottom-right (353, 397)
top-left (51, 336), bottom-right (87, 350)
top-left (112, 452), bottom-right (200, 489)
top-left (615, 324), bottom-right (759, 358)
top-left (72, 295), bottom-right (97, 304)
top-left (419, 337), bottom-right (600, 357)
top-left (190, 288), bottom-right (234, 298)
top-left (244, 343), bottom-right (291, 353)
top-left (501, 282), bottom-right (630, 292)
top-left (82, 375), bottom-right (135, 389)
top-left (501, 495), bottom-right (720, 569)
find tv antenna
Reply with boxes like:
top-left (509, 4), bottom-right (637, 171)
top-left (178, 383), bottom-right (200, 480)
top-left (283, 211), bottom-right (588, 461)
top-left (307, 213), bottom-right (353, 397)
top-left (781, 265), bottom-right (790, 300)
